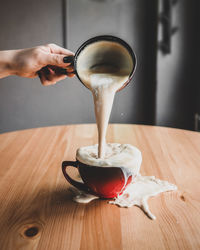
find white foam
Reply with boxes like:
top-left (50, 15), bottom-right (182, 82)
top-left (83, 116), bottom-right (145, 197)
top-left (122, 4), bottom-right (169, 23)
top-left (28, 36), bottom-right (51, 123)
top-left (90, 74), bottom-right (114, 88)
top-left (76, 143), bottom-right (142, 176)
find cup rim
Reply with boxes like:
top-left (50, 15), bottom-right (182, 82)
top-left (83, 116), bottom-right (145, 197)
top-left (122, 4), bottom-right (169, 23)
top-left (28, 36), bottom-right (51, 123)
top-left (75, 159), bottom-right (116, 169)
top-left (74, 35), bottom-right (137, 91)
top-left (76, 159), bottom-right (130, 171)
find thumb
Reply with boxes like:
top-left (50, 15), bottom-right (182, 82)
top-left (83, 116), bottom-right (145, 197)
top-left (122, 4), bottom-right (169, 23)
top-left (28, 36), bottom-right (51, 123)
top-left (43, 53), bottom-right (73, 68)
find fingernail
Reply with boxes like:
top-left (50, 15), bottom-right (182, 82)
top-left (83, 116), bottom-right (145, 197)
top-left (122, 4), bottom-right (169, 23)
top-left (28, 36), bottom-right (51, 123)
top-left (63, 55), bottom-right (74, 63)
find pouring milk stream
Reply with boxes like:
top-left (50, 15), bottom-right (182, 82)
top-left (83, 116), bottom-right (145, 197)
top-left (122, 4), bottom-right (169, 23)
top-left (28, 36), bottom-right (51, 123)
top-left (70, 36), bottom-right (177, 220)
top-left (76, 39), bottom-right (134, 158)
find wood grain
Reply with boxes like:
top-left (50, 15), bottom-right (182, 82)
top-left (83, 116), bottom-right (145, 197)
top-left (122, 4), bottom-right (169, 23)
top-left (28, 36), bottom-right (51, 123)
top-left (0, 124), bottom-right (200, 250)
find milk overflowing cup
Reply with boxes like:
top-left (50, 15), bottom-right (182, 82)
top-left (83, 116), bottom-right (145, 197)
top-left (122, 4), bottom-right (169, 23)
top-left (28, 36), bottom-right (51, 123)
top-left (62, 143), bottom-right (142, 198)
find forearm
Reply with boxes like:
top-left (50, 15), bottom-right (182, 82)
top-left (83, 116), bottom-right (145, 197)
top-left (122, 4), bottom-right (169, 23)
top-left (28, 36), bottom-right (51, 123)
top-left (0, 50), bottom-right (17, 78)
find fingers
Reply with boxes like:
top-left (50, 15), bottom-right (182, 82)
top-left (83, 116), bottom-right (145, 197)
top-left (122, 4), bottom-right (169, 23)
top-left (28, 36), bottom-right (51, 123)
top-left (65, 65), bottom-right (75, 77)
top-left (65, 65), bottom-right (74, 72)
top-left (67, 72), bottom-right (75, 78)
top-left (37, 43), bottom-right (75, 84)
top-left (38, 69), bottom-right (52, 86)
top-left (49, 65), bottom-right (75, 76)
top-left (40, 43), bottom-right (75, 68)
top-left (42, 53), bottom-right (74, 68)
top-left (38, 65), bottom-right (74, 86)
top-left (38, 68), bottom-right (67, 86)
top-left (46, 43), bottom-right (74, 56)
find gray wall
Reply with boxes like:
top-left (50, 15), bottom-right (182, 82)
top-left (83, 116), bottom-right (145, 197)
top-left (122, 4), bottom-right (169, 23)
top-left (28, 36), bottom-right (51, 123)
top-left (196, 0), bottom-right (200, 130)
top-left (156, 0), bottom-right (199, 130)
top-left (67, 0), bottom-right (157, 125)
top-left (0, 0), bottom-right (157, 133)
top-left (0, 0), bottom-right (199, 133)
top-left (0, 0), bottom-right (65, 133)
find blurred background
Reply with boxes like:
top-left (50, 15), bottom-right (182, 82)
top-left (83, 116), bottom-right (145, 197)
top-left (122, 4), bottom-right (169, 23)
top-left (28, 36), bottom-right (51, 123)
top-left (0, 0), bottom-right (199, 133)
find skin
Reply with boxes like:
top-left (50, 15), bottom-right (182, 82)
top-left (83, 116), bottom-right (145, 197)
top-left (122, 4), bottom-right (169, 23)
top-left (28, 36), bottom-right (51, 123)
top-left (0, 43), bottom-right (75, 85)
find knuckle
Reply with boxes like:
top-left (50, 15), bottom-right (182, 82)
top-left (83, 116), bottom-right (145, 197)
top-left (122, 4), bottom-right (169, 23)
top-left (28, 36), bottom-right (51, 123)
top-left (33, 49), bottom-right (41, 60)
top-left (46, 43), bottom-right (56, 48)
top-left (54, 55), bottom-right (61, 65)
top-left (33, 46), bottom-right (41, 53)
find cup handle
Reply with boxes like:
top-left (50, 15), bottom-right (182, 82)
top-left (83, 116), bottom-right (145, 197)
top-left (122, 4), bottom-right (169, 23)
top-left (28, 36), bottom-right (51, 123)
top-left (62, 161), bottom-right (90, 193)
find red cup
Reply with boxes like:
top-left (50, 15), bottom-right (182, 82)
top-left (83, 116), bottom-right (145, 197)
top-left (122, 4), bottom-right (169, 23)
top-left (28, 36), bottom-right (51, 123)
top-left (62, 160), bottom-right (132, 198)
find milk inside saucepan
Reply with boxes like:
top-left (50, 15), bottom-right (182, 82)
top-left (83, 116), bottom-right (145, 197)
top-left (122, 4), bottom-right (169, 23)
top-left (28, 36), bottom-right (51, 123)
top-left (76, 40), bottom-right (134, 158)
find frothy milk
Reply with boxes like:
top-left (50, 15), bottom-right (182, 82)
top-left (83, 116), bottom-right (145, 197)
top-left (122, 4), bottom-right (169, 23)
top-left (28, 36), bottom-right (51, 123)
top-left (76, 41), bottom-right (133, 158)
top-left (76, 143), bottom-right (141, 171)
top-left (77, 143), bottom-right (142, 188)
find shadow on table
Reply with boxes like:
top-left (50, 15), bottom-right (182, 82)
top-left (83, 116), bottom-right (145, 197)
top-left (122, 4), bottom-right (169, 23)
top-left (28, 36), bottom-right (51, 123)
top-left (0, 184), bottom-right (99, 248)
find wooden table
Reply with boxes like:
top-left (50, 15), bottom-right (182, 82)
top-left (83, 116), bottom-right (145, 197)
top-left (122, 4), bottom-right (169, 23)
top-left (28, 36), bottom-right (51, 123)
top-left (0, 124), bottom-right (200, 250)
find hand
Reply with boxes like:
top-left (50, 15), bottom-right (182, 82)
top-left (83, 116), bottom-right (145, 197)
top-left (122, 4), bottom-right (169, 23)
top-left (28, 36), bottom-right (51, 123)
top-left (0, 43), bottom-right (75, 85)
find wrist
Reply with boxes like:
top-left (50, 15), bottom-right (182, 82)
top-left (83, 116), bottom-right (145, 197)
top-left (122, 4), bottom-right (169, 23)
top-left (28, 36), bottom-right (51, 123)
top-left (0, 50), bottom-right (18, 78)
